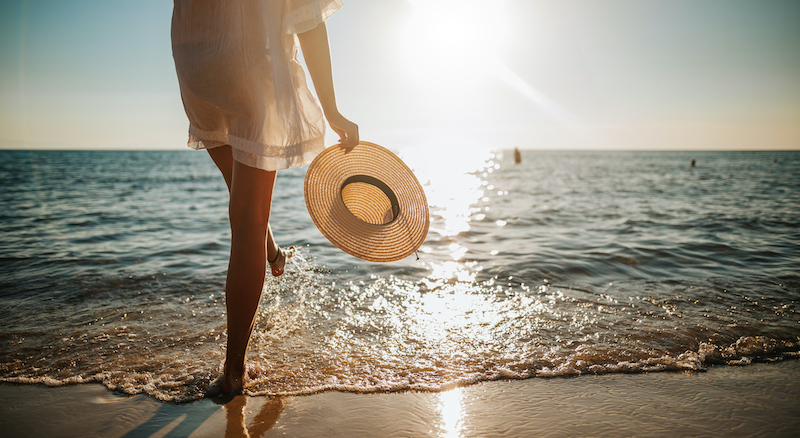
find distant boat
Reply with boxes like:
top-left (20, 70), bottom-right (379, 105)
top-left (514, 147), bottom-right (522, 164)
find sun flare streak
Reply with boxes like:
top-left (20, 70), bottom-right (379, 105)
top-left (494, 63), bottom-right (579, 125)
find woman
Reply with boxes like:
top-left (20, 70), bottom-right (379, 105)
top-left (172, 0), bottom-right (358, 393)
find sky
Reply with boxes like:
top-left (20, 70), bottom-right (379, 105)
top-left (1, 0), bottom-right (799, 151)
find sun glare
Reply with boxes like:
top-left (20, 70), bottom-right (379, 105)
top-left (399, 0), bottom-right (509, 84)
top-left (398, 0), bottom-right (577, 125)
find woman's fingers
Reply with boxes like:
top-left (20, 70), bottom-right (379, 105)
top-left (329, 113), bottom-right (359, 148)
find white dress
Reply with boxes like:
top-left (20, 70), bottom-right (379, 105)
top-left (171, 0), bottom-right (343, 171)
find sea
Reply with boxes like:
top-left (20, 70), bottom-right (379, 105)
top-left (1, 148), bottom-right (798, 403)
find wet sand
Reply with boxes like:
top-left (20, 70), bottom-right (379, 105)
top-left (1, 360), bottom-right (799, 437)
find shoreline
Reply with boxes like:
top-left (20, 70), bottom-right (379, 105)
top-left (1, 360), bottom-right (799, 437)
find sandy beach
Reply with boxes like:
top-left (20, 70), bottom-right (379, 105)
top-left (1, 360), bottom-right (798, 437)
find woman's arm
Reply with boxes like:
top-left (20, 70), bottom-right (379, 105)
top-left (297, 22), bottom-right (359, 147)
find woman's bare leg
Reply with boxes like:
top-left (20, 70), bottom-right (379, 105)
top-left (208, 147), bottom-right (286, 274)
top-left (222, 159), bottom-right (276, 393)
top-left (207, 146), bottom-right (287, 392)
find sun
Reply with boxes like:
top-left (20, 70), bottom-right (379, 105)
top-left (398, 0), bottom-right (509, 85)
top-left (395, 0), bottom-right (574, 125)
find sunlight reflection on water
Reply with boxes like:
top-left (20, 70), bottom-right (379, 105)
top-left (439, 387), bottom-right (463, 438)
top-left (400, 145), bottom-right (495, 238)
top-left (400, 145), bottom-right (498, 286)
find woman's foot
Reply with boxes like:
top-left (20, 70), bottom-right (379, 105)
top-left (222, 362), bottom-right (245, 394)
top-left (268, 245), bottom-right (294, 277)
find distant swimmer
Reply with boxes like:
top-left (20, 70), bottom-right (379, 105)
top-left (514, 147), bottom-right (522, 164)
top-left (691, 159), bottom-right (696, 167)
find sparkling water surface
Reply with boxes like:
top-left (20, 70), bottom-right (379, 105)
top-left (1, 149), bottom-right (798, 402)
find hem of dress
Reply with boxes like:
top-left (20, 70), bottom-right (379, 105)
top-left (187, 126), bottom-right (326, 171)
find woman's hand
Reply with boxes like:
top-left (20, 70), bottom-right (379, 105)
top-left (327, 111), bottom-right (359, 148)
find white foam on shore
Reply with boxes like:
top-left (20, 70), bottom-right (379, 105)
top-left (2, 323), bottom-right (797, 402)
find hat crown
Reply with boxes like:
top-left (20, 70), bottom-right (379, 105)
top-left (304, 142), bottom-right (430, 262)
top-left (341, 175), bottom-right (399, 225)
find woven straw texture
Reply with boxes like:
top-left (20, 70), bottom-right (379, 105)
top-left (304, 142), bottom-right (429, 262)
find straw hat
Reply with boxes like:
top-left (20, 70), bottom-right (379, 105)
top-left (304, 141), bottom-right (429, 262)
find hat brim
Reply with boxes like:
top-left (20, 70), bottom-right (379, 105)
top-left (304, 141), bottom-right (429, 262)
